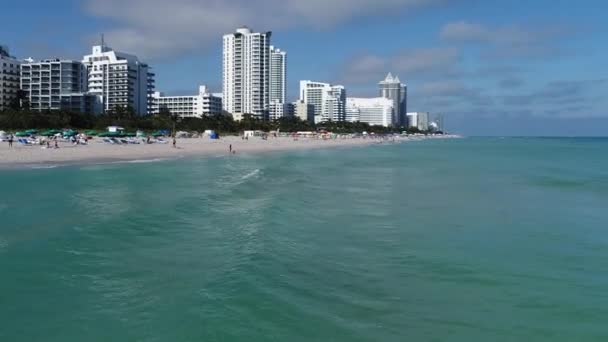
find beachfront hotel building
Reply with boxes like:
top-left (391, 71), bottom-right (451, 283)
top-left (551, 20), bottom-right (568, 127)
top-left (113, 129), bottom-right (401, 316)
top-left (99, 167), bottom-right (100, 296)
top-left (223, 27), bottom-right (271, 120)
top-left (292, 100), bottom-right (314, 123)
top-left (82, 44), bottom-right (155, 115)
top-left (299, 81), bottom-right (346, 123)
top-left (379, 73), bottom-right (407, 126)
top-left (407, 112), bottom-right (430, 131)
top-left (152, 85), bottom-right (223, 118)
top-left (346, 97), bottom-right (394, 127)
top-left (269, 46), bottom-right (286, 104)
top-left (0, 45), bottom-right (21, 111)
top-left (268, 99), bottom-right (292, 121)
top-left (20, 58), bottom-right (100, 113)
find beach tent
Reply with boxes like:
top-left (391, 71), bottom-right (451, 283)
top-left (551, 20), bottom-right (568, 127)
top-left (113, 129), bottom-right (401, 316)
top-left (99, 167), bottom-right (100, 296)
top-left (210, 132), bottom-right (219, 139)
top-left (63, 130), bottom-right (78, 137)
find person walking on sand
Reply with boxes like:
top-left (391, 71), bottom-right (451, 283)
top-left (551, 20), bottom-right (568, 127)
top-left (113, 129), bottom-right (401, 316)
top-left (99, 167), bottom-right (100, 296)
top-left (172, 137), bottom-right (176, 148)
top-left (8, 134), bottom-right (13, 148)
top-left (229, 144), bottom-right (232, 153)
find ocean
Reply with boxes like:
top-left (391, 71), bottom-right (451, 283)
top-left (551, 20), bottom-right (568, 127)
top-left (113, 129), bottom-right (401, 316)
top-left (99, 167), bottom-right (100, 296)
top-left (1, 137), bottom-right (607, 341)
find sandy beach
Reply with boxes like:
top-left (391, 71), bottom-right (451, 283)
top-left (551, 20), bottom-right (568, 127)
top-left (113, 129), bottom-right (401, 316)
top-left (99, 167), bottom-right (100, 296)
top-left (0, 135), bottom-right (460, 168)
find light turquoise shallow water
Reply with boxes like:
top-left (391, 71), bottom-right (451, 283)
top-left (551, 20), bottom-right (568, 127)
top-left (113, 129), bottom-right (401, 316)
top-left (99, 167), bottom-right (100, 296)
top-left (1, 138), bottom-right (607, 341)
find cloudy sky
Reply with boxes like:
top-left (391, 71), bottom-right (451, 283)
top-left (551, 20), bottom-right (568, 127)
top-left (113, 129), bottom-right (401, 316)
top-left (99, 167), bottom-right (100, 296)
top-left (2, 0), bottom-right (607, 135)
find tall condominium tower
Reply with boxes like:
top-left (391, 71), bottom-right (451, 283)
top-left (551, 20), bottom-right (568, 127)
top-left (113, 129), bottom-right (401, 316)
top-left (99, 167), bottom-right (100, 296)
top-left (269, 46), bottom-right (286, 103)
top-left (0, 45), bottom-right (21, 111)
top-left (379, 73), bottom-right (407, 126)
top-left (299, 80), bottom-right (346, 123)
top-left (82, 43), bottom-right (155, 115)
top-left (223, 27), bottom-right (271, 120)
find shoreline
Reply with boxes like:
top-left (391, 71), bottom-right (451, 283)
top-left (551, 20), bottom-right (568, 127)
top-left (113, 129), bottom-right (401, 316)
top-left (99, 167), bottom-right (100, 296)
top-left (0, 135), bottom-right (461, 170)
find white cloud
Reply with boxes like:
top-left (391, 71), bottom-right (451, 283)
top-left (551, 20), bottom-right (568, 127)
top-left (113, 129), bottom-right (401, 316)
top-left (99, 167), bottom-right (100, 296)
top-left (84, 0), bottom-right (451, 59)
top-left (339, 47), bottom-right (461, 84)
top-left (440, 21), bottom-right (570, 58)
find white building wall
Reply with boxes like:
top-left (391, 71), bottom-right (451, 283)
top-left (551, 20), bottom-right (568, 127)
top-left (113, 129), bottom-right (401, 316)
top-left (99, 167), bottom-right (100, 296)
top-left (223, 27), bottom-right (271, 120)
top-left (292, 100), bottom-right (314, 123)
top-left (269, 99), bottom-right (289, 120)
top-left (269, 46), bottom-right (286, 103)
top-left (152, 85), bottom-right (222, 118)
top-left (299, 81), bottom-right (346, 123)
top-left (346, 97), bottom-right (394, 127)
top-left (0, 46), bottom-right (21, 111)
top-left (82, 44), bottom-right (155, 115)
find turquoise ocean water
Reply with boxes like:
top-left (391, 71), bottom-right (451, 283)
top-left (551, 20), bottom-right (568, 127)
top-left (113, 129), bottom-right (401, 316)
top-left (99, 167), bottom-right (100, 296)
top-left (1, 137), bottom-right (607, 341)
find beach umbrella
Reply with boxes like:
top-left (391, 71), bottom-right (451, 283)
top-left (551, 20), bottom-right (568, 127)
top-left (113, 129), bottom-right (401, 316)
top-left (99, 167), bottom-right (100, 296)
top-left (25, 129), bottom-right (38, 134)
top-left (124, 133), bottom-right (136, 137)
top-left (152, 132), bottom-right (164, 137)
top-left (15, 132), bottom-right (30, 137)
top-left (85, 130), bottom-right (98, 136)
top-left (63, 130), bottom-right (78, 137)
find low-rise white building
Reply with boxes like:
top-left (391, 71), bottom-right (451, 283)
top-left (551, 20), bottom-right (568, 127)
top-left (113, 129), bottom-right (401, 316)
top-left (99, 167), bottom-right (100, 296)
top-left (269, 99), bottom-right (291, 121)
top-left (152, 85), bottom-right (222, 118)
top-left (346, 97), bottom-right (394, 127)
top-left (292, 100), bottom-right (314, 123)
top-left (0, 45), bottom-right (21, 111)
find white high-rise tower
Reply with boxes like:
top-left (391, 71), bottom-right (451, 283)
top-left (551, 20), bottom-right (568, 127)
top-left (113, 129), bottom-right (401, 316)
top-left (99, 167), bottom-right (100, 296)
top-left (379, 73), bottom-right (407, 126)
top-left (269, 46), bottom-right (286, 103)
top-left (222, 27), bottom-right (271, 120)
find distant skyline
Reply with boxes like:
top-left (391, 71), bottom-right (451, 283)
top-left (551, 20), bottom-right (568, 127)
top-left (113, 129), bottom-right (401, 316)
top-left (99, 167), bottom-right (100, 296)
top-left (2, 0), bottom-right (607, 135)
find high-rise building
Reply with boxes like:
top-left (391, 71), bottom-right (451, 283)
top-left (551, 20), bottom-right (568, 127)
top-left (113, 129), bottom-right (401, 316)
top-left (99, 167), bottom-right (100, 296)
top-left (0, 45), bottom-right (21, 111)
top-left (379, 73), bottom-right (407, 126)
top-left (269, 46), bottom-right (286, 104)
top-left (152, 85), bottom-right (223, 118)
top-left (346, 97), bottom-right (394, 127)
top-left (20, 58), bottom-right (98, 113)
top-left (292, 100), bottom-right (314, 123)
top-left (299, 81), bottom-right (346, 123)
top-left (223, 27), bottom-right (271, 120)
top-left (82, 43), bottom-right (155, 115)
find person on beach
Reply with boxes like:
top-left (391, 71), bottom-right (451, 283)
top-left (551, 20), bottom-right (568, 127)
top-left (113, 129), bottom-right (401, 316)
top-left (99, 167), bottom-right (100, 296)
top-left (229, 144), bottom-right (232, 153)
top-left (8, 134), bottom-right (13, 148)
top-left (172, 137), bottom-right (176, 148)
top-left (54, 140), bottom-right (59, 149)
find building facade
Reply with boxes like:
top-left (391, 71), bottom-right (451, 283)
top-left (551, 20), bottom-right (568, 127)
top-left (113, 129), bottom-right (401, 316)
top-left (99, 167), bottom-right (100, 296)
top-left (82, 44), bottom-right (155, 115)
top-left (223, 27), bottom-right (271, 120)
top-left (379, 73), bottom-right (407, 126)
top-left (292, 100), bottom-right (314, 123)
top-left (20, 58), bottom-right (97, 112)
top-left (269, 46), bottom-right (286, 104)
top-left (268, 99), bottom-right (291, 121)
top-left (299, 80), bottom-right (346, 123)
top-left (0, 45), bottom-right (21, 111)
top-left (407, 112), bottom-right (430, 131)
top-left (346, 97), bottom-right (394, 127)
top-left (152, 85), bottom-right (222, 118)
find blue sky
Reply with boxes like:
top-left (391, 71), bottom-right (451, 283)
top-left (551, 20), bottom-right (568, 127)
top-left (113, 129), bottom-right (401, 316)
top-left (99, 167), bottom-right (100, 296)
top-left (2, 0), bottom-right (607, 135)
